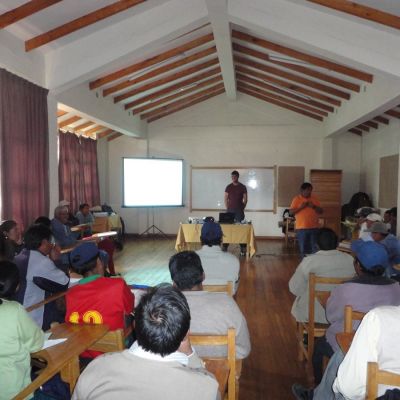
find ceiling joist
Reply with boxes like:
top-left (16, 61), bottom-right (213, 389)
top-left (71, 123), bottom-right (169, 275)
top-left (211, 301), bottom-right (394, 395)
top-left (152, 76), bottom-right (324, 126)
top-left (58, 116), bottom-right (81, 128)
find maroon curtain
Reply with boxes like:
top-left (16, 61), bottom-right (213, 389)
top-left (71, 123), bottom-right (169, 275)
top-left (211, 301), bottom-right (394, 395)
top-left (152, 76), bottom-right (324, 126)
top-left (58, 132), bottom-right (100, 213)
top-left (0, 68), bottom-right (49, 229)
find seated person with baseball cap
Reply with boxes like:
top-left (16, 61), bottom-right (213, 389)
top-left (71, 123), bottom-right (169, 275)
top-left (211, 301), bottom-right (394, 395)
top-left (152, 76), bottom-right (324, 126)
top-left (293, 240), bottom-right (400, 399)
top-left (358, 211), bottom-right (382, 241)
top-left (196, 219), bottom-right (240, 294)
top-left (65, 242), bottom-right (134, 358)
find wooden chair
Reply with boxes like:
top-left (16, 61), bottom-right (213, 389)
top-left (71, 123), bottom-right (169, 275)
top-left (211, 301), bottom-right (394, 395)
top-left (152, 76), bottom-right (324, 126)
top-left (203, 281), bottom-right (234, 296)
top-left (344, 305), bottom-right (366, 333)
top-left (190, 328), bottom-right (236, 400)
top-left (297, 273), bottom-right (348, 363)
top-left (367, 362), bottom-right (400, 399)
top-left (284, 217), bottom-right (296, 248)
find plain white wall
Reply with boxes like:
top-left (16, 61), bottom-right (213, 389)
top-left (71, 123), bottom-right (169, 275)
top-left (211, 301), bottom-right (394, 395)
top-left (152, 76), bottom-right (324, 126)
top-left (104, 94), bottom-right (331, 236)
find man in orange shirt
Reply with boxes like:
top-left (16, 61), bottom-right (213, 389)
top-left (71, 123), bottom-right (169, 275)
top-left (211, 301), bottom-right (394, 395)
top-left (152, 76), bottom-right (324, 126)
top-left (290, 182), bottom-right (323, 258)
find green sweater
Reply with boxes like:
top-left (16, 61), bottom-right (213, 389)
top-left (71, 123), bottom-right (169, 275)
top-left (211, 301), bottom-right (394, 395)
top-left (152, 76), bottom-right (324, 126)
top-left (0, 299), bottom-right (44, 400)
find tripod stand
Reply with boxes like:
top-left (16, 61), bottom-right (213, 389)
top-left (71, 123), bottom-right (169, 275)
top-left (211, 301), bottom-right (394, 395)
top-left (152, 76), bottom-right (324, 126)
top-left (140, 207), bottom-right (168, 238)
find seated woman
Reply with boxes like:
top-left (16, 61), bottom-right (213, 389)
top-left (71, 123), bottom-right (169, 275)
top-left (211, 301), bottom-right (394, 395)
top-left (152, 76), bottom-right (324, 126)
top-left (0, 219), bottom-right (24, 260)
top-left (0, 260), bottom-right (44, 399)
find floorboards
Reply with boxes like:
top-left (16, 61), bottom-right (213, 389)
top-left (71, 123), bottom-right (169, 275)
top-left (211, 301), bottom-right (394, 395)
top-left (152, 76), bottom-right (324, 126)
top-left (114, 237), bottom-right (308, 400)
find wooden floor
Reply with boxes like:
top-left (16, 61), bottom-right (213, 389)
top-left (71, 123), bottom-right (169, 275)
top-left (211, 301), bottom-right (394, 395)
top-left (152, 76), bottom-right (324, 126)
top-left (114, 237), bottom-right (308, 400)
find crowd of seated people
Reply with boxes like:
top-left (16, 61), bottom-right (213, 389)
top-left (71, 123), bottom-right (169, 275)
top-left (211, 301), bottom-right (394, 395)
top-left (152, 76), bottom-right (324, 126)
top-left (0, 208), bottom-right (246, 399)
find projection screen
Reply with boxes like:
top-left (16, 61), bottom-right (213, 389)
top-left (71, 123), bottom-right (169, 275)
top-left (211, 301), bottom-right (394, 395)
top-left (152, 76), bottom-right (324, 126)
top-left (123, 158), bottom-right (183, 207)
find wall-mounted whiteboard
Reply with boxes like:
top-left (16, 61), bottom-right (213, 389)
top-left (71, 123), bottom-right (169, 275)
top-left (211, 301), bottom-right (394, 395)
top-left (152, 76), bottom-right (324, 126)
top-left (191, 167), bottom-right (276, 212)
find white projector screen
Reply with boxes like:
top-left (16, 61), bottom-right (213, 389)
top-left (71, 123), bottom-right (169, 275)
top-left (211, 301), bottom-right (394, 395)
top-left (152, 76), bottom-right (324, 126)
top-left (123, 158), bottom-right (183, 207)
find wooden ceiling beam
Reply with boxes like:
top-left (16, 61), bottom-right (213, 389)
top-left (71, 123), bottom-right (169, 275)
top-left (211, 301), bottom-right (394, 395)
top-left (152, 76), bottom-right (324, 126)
top-left (73, 121), bottom-right (96, 131)
top-left (356, 124), bottom-right (370, 132)
top-left (0, 0), bottom-right (61, 29)
top-left (236, 73), bottom-right (334, 112)
top-left (124, 67), bottom-right (221, 109)
top-left (233, 43), bottom-right (360, 92)
top-left (141, 83), bottom-right (225, 120)
top-left (85, 125), bottom-right (106, 135)
top-left (103, 46), bottom-right (217, 97)
top-left (349, 128), bottom-right (362, 136)
top-left (238, 86), bottom-right (323, 121)
top-left (237, 81), bottom-right (328, 116)
top-left (107, 133), bottom-right (123, 141)
top-left (97, 129), bottom-right (114, 139)
top-left (131, 75), bottom-right (222, 115)
top-left (385, 109), bottom-right (400, 119)
top-left (236, 65), bottom-right (341, 106)
top-left (90, 33), bottom-right (214, 90)
top-left (57, 109), bottom-right (67, 117)
top-left (114, 58), bottom-right (220, 103)
top-left (307, 0), bottom-right (400, 31)
top-left (373, 116), bottom-right (389, 125)
top-left (232, 30), bottom-right (373, 82)
top-left (235, 55), bottom-right (350, 99)
top-left (363, 120), bottom-right (379, 129)
top-left (147, 88), bottom-right (225, 123)
top-left (25, 0), bottom-right (145, 51)
top-left (58, 116), bottom-right (81, 128)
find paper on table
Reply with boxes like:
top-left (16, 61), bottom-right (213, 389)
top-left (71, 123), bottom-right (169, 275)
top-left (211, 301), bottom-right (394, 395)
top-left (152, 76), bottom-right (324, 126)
top-left (42, 338), bottom-right (67, 350)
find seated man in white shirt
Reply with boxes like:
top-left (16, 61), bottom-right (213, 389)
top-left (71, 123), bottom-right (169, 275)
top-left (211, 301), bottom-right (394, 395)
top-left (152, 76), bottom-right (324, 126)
top-left (289, 228), bottom-right (354, 324)
top-left (359, 212), bottom-right (382, 241)
top-left (72, 284), bottom-right (219, 400)
top-left (196, 219), bottom-right (240, 294)
top-left (169, 251), bottom-right (251, 360)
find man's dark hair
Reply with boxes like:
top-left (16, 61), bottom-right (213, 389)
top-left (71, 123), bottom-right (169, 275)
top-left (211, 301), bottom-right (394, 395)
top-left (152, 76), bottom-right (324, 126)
top-left (168, 251), bottom-right (204, 290)
top-left (79, 203), bottom-right (90, 211)
top-left (300, 182), bottom-right (313, 191)
top-left (135, 284), bottom-right (190, 356)
top-left (354, 257), bottom-right (386, 277)
top-left (34, 216), bottom-right (51, 227)
top-left (316, 228), bottom-right (338, 250)
top-left (231, 170), bottom-right (239, 177)
top-left (0, 261), bottom-right (19, 304)
top-left (24, 224), bottom-right (52, 250)
top-left (390, 207), bottom-right (397, 218)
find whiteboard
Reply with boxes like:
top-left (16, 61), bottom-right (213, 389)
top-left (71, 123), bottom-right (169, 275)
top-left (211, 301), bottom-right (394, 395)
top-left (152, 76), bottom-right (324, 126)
top-left (191, 167), bottom-right (276, 212)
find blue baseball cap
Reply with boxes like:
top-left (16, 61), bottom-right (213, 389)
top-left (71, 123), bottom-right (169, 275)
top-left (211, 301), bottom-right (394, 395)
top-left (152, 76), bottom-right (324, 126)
top-left (350, 240), bottom-right (389, 270)
top-left (69, 242), bottom-right (99, 268)
top-left (201, 221), bottom-right (223, 241)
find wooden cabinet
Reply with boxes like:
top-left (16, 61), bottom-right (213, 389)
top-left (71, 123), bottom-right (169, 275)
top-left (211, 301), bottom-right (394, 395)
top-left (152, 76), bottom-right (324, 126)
top-left (310, 170), bottom-right (342, 236)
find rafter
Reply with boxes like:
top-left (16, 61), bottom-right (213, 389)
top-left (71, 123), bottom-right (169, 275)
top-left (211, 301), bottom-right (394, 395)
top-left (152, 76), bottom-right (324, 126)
top-left (25, 0), bottom-right (145, 51)
top-left (73, 121), bottom-right (96, 131)
top-left (236, 65), bottom-right (341, 106)
top-left (89, 33), bottom-right (214, 90)
top-left (373, 116), bottom-right (389, 125)
top-left (356, 124), bottom-right (369, 132)
top-left (85, 125), bottom-right (106, 135)
top-left (349, 128), bottom-right (362, 136)
top-left (236, 73), bottom-right (334, 112)
top-left (238, 85), bottom-right (323, 121)
top-left (131, 75), bottom-right (222, 115)
top-left (147, 88), bottom-right (225, 123)
top-left (235, 55), bottom-right (350, 99)
top-left (363, 120), bottom-right (378, 129)
top-left (103, 46), bottom-right (217, 97)
top-left (237, 81), bottom-right (328, 116)
top-left (232, 30), bottom-right (373, 83)
top-left (114, 58), bottom-right (220, 103)
top-left (233, 43), bottom-right (360, 92)
top-left (385, 109), bottom-right (400, 119)
top-left (307, 0), bottom-right (400, 31)
top-left (124, 67), bottom-right (221, 109)
top-left (97, 129), bottom-right (114, 139)
top-left (0, 0), bottom-right (61, 29)
top-left (58, 116), bottom-right (81, 128)
top-left (141, 83), bottom-right (225, 120)
top-left (57, 109), bottom-right (67, 117)
top-left (107, 132), bottom-right (123, 141)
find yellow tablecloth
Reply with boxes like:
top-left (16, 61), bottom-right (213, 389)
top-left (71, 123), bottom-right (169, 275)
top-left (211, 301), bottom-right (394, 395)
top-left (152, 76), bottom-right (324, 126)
top-left (175, 223), bottom-right (257, 258)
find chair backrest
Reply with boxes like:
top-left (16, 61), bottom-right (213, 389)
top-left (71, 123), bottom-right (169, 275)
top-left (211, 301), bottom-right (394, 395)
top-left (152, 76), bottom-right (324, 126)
top-left (190, 328), bottom-right (236, 400)
top-left (88, 328), bottom-right (125, 352)
top-left (344, 305), bottom-right (366, 333)
top-left (367, 362), bottom-right (400, 400)
top-left (203, 281), bottom-right (233, 296)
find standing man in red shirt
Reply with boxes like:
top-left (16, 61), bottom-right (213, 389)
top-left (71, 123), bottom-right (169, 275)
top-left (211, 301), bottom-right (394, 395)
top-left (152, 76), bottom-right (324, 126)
top-left (224, 170), bottom-right (248, 256)
top-left (290, 182), bottom-right (323, 259)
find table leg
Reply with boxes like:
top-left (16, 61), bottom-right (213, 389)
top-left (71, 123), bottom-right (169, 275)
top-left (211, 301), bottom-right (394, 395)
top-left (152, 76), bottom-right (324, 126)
top-left (60, 356), bottom-right (80, 393)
